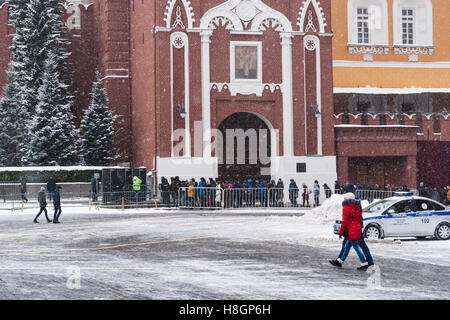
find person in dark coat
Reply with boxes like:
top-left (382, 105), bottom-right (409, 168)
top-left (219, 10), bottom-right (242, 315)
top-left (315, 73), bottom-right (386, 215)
top-left (323, 183), bottom-right (332, 198)
top-left (160, 177), bottom-right (170, 205)
top-left (276, 178), bottom-right (284, 207)
top-left (334, 181), bottom-right (341, 195)
top-left (91, 174), bottom-right (100, 201)
top-left (288, 179), bottom-right (298, 207)
top-left (418, 182), bottom-right (428, 198)
top-left (330, 184), bottom-right (374, 270)
top-left (20, 177), bottom-right (28, 203)
top-left (53, 186), bottom-right (62, 224)
top-left (46, 175), bottom-right (57, 201)
top-left (302, 184), bottom-right (310, 207)
top-left (33, 187), bottom-right (51, 223)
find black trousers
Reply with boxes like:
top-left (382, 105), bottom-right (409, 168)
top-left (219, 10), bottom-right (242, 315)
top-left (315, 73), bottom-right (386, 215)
top-left (53, 204), bottom-right (62, 222)
top-left (34, 207), bottom-right (50, 222)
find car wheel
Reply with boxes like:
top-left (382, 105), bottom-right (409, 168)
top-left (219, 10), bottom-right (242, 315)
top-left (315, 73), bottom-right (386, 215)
top-left (435, 223), bottom-right (450, 240)
top-left (364, 225), bottom-right (382, 239)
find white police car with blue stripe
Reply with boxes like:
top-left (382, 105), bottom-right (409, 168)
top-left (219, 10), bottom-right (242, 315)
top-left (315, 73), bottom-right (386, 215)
top-left (333, 192), bottom-right (450, 240)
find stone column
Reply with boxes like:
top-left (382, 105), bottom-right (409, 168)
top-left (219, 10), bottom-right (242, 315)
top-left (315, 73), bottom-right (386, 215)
top-left (200, 30), bottom-right (213, 159)
top-left (281, 32), bottom-right (294, 157)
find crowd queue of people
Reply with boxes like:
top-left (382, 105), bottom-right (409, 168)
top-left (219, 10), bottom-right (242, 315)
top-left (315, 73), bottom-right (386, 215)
top-left (159, 177), bottom-right (450, 208)
top-left (159, 176), bottom-right (336, 208)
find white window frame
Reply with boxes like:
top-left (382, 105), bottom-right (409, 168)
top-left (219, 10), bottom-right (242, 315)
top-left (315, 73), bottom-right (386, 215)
top-left (393, 0), bottom-right (433, 47)
top-left (401, 8), bottom-right (415, 45)
top-left (347, 0), bottom-right (389, 47)
top-left (356, 7), bottom-right (370, 44)
top-left (230, 41), bottom-right (263, 84)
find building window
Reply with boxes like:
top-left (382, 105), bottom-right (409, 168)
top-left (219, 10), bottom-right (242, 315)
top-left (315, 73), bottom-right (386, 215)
top-left (357, 7), bottom-right (370, 44)
top-left (401, 9), bottom-right (414, 44)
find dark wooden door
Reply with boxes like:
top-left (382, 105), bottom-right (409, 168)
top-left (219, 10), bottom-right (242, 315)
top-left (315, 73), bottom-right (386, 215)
top-left (218, 112), bottom-right (271, 182)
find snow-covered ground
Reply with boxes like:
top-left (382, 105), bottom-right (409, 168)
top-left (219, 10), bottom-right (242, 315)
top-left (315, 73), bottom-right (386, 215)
top-left (0, 199), bottom-right (449, 300)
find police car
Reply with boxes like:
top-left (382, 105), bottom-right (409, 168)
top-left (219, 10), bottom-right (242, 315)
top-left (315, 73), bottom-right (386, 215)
top-left (333, 192), bottom-right (450, 240)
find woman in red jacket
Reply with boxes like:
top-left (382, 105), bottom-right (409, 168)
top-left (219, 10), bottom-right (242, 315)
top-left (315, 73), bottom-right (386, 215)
top-left (330, 190), bottom-right (368, 269)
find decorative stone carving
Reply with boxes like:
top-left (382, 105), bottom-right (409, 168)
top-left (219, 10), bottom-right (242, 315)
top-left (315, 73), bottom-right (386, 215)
top-left (164, 0), bottom-right (195, 29)
top-left (348, 45), bottom-right (389, 61)
top-left (259, 18), bottom-right (284, 32)
top-left (200, 0), bottom-right (292, 32)
top-left (304, 10), bottom-right (317, 33)
top-left (394, 46), bottom-right (434, 62)
top-left (210, 82), bottom-right (282, 97)
top-left (297, 0), bottom-right (327, 33)
top-left (208, 16), bottom-right (235, 30)
top-left (234, 0), bottom-right (258, 22)
top-left (171, 34), bottom-right (186, 48)
top-left (172, 6), bottom-right (185, 29)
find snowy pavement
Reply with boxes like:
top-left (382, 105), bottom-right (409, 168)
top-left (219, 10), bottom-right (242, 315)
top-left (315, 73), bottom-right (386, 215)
top-left (0, 206), bottom-right (449, 300)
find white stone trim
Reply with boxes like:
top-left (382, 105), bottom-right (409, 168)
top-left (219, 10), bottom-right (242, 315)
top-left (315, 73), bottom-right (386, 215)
top-left (210, 82), bottom-right (283, 97)
top-left (164, 0), bottom-right (195, 29)
top-left (63, 0), bottom-right (92, 10)
top-left (303, 35), bottom-right (322, 155)
top-left (297, 0), bottom-right (327, 33)
top-left (333, 60), bottom-right (450, 68)
top-left (170, 32), bottom-right (191, 158)
top-left (281, 33), bottom-right (294, 157)
top-left (334, 87), bottom-right (450, 94)
top-left (201, 30), bottom-right (213, 159)
top-left (200, 0), bottom-right (292, 32)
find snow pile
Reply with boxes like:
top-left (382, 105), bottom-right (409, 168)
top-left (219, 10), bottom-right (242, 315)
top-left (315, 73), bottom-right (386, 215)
top-left (306, 194), bottom-right (373, 224)
top-left (308, 194), bottom-right (345, 224)
top-left (361, 199), bottom-right (370, 209)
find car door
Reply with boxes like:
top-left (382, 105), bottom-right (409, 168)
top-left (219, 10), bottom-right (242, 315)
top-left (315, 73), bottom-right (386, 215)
top-left (383, 199), bottom-right (415, 236)
top-left (413, 199), bottom-right (435, 235)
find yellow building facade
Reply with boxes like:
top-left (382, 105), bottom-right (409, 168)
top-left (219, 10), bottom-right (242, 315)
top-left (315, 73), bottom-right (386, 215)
top-left (332, 0), bottom-right (450, 92)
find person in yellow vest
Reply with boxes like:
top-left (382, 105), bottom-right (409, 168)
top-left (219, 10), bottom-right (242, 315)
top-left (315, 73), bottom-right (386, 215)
top-left (133, 176), bottom-right (142, 203)
top-left (187, 180), bottom-right (195, 207)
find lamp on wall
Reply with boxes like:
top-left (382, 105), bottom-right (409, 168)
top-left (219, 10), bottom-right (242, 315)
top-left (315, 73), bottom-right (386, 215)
top-left (310, 104), bottom-right (321, 117)
top-left (177, 103), bottom-right (186, 118)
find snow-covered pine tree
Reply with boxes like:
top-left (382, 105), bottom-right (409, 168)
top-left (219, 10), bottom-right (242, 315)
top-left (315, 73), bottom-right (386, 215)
top-left (7, 0), bottom-right (76, 164)
top-left (0, 64), bottom-right (30, 166)
top-left (29, 55), bottom-right (79, 166)
top-left (80, 70), bottom-right (118, 166)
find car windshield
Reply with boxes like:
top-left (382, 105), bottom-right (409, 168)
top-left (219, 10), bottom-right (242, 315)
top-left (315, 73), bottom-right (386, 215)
top-left (363, 199), bottom-right (399, 214)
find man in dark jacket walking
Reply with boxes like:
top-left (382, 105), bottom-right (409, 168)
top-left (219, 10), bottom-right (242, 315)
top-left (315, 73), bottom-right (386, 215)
top-left (33, 187), bottom-right (51, 223)
top-left (53, 186), bottom-right (62, 224)
top-left (46, 175), bottom-right (57, 201)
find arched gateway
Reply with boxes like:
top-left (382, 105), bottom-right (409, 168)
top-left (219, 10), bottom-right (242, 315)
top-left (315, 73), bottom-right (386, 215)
top-left (217, 112), bottom-right (272, 182)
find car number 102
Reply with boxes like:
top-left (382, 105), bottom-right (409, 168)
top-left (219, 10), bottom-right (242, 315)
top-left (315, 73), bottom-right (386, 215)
top-left (421, 218), bottom-right (430, 224)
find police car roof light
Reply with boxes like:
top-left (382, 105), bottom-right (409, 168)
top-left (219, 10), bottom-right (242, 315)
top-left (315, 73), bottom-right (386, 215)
top-left (393, 192), bottom-right (414, 196)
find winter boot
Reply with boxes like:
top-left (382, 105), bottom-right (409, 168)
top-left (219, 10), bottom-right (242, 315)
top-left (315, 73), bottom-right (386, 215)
top-left (329, 259), bottom-right (342, 267)
top-left (33, 220), bottom-right (39, 223)
top-left (357, 262), bottom-right (369, 271)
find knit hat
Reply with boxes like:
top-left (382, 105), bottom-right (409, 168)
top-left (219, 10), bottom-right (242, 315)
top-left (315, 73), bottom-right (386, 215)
top-left (40, 187), bottom-right (45, 191)
top-left (342, 183), bottom-right (355, 194)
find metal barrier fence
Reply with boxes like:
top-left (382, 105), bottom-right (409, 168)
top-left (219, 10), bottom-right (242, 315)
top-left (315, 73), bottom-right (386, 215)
top-left (0, 187), bottom-right (420, 211)
top-left (178, 187), bottom-right (304, 209)
top-left (178, 187), bottom-right (223, 209)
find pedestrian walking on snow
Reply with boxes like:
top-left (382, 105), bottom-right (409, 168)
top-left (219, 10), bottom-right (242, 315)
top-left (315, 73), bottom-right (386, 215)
top-left (33, 187), bottom-right (52, 223)
top-left (329, 184), bottom-right (373, 270)
top-left (20, 177), bottom-right (29, 203)
top-left (46, 175), bottom-right (56, 201)
top-left (52, 186), bottom-right (62, 224)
